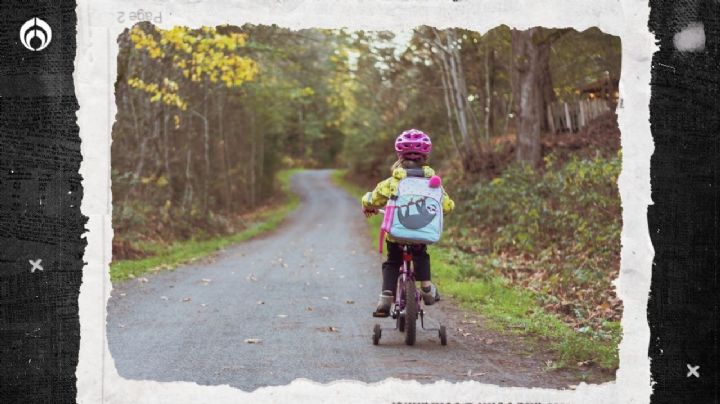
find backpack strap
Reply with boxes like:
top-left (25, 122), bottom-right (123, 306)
top-left (379, 202), bottom-right (396, 253)
top-left (405, 168), bottom-right (425, 178)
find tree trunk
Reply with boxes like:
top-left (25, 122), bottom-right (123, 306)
top-left (217, 90), bottom-right (233, 213)
top-left (250, 109), bottom-right (257, 207)
top-left (431, 28), bottom-right (481, 171)
top-left (536, 42), bottom-right (555, 132)
top-left (438, 61), bottom-right (465, 165)
top-left (511, 28), bottom-right (543, 167)
top-left (257, 110), bottom-right (264, 201)
top-left (484, 47), bottom-right (495, 140)
top-left (182, 147), bottom-right (193, 211)
top-left (161, 106), bottom-right (172, 200)
top-left (202, 91), bottom-right (210, 214)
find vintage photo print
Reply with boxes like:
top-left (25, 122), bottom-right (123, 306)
top-left (74, 1), bottom-right (654, 403)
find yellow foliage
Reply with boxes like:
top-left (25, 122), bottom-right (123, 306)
top-left (128, 25), bottom-right (259, 110)
top-left (127, 77), bottom-right (187, 110)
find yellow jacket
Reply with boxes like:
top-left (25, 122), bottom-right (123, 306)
top-left (361, 166), bottom-right (455, 214)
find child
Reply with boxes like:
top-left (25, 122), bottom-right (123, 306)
top-left (361, 129), bottom-right (455, 317)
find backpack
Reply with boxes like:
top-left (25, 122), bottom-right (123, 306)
top-left (379, 168), bottom-right (444, 252)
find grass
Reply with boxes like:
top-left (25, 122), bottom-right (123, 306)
top-left (110, 169), bottom-right (301, 282)
top-left (331, 168), bottom-right (619, 370)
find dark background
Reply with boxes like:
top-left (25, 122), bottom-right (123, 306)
top-left (0, 0), bottom-right (717, 402)
top-left (0, 1), bottom-right (86, 403)
top-left (648, 0), bottom-right (719, 403)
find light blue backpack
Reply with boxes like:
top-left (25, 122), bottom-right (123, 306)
top-left (379, 169), bottom-right (444, 250)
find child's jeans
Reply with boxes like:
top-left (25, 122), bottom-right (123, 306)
top-left (381, 241), bottom-right (431, 292)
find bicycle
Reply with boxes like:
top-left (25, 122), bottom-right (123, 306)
top-left (371, 209), bottom-right (447, 346)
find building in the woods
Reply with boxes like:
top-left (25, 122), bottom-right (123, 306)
top-left (578, 71), bottom-right (620, 105)
top-left (548, 72), bottom-right (618, 134)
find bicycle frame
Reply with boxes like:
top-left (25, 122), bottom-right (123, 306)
top-left (394, 245), bottom-right (421, 315)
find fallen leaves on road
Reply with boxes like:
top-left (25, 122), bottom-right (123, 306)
top-left (246, 274), bottom-right (258, 282)
top-left (305, 306), bottom-right (314, 311)
top-left (160, 296), bottom-right (168, 301)
top-left (484, 338), bottom-right (494, 345)
top-left (138, 277), bottom-right (149, 283)
top-left (182, 297), bottom-right (192, 302)
top-left (200, 278), bottom-right (211, 285)
top-left (345, 300), bottom-right (354, 304)
top-left (257, 300), bottom-right (265, 305)
top-left (466, 370), bottom-right (487, 377)
top-left (244, 338), bottom-right (262, 344)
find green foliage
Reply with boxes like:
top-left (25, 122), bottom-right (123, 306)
top-left (551, 28), bottom-right (621, 100)
top-left (332, 168), bottom-right (620, 371)
top-left (111, 169), bottom-right (301, 281)
top-left (429, 247), bottom-right (620, 369)
top-left (453, 153), bottom-right (621, 271)
top-left (443, 153), bottom-right (623, 364)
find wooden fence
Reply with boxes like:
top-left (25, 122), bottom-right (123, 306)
top-left (547, 98), bottom-right (612, 133)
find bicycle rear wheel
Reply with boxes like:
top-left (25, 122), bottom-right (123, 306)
top-left (404, 279), bottom-right (417, 346)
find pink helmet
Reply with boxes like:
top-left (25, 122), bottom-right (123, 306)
top-left (394, 129), bottom-right (432, 157)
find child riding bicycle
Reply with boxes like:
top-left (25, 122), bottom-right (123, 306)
top-left (361, 129), bottom-right (455, 318)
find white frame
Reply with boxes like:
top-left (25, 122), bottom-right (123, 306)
top-left (76, 1), bottom-right (655, 402)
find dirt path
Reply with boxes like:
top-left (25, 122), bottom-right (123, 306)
top-left (107, 170), bottom-right (601, 391)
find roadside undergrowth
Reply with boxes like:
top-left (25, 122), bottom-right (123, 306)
top-left (110, 169), bottom-right (301, 282)
top-left (331, 168), bottom-right (620, 372)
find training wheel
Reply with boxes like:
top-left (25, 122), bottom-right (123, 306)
top-left (398, 312), bottom-right (406, 332)
top-left (373, 323), bottom-right (382, 345)
top-left (439, 325), bottom-right (447, 346)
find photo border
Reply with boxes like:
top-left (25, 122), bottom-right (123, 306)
top-left (75, 1), bottom-right (655, 402)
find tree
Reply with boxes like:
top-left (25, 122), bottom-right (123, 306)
top-left (128, 25), bottom-right (259, 213)
top-left (511, 27), bottom-right (568, 167)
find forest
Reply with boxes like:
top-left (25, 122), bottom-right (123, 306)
top-left (112, 23), bottom-right (622, 368)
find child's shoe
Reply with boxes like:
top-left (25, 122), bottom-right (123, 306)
top-left (372, 290), bottom-right (394, 317)
top-left (421, 284), bottom-right (440, 305)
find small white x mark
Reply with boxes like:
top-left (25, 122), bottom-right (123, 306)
top-left (687, 364), bottom-right (700, 378)
top-left (29, 259), bottom-right (43, 273)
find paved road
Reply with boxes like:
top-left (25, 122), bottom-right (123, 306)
top-left (108, 170), bottom-right (588, 391)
